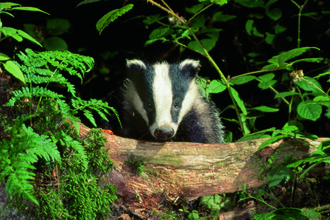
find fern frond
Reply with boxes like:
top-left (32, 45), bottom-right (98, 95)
top-left (18, 48), bottom-right (94, 83)
top-left (71, 98), bottom-right (121, 127)
top-left (3, 86), bottom-right (65, 106)
top-left (60, 131), bottom-right (88, 171)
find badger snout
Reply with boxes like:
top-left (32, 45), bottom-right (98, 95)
top-left (154, 127), bottom-right (174, 140)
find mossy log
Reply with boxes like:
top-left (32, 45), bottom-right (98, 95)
top-left (78, 122), bottom-right (328, 217)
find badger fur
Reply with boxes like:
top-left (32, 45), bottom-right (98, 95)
top-left (112, 59), bottom-right (224, 143)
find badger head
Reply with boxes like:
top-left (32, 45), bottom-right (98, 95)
top-left (124, 59), bottom-right (201, 141)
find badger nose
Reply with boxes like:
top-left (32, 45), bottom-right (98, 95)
top-left (154, 127), bottom-right (174, 140)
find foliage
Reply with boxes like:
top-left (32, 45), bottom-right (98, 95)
top-left (0, 115), bottom-right (61, 205)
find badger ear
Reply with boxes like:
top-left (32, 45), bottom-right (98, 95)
top-left (179, 59), bottom-right (200, 77)
top-left (126, 59), bottom-right (147, 71)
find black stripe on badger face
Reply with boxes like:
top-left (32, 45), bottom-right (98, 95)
top-left (126, 59), bottom-right (200, 141)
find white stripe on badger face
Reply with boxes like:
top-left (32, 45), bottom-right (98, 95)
top-left (149, 62), bottom-right (178, 137)
top-left (178, 80), bottom-right (199, 125)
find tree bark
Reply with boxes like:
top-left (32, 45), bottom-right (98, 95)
top-left (78, 122), bottom-right (328, 217)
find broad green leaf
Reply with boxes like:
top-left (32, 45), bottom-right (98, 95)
top-left (234, 0), bottom-right (265, 8)
top-left (275, 24), bottom-right (287, 34)
top-left (265, 32), bottom-right (275, 44)
top-left (274, 91), bottom-right (299, 98)
top-left (17, 30), bottom-right (42, 47)
top-left (230, 75), bottom-right (256, 85)
top-left (0, 3), bottom-right (21, 11)
top-left (224, 131), bottom-right (233, 143)
top-left (249, 106), bottom-right (279, 112)
top-left (288, 57), bottom-right (323, 67)
top-left (186, 3), bottom-right (205, 13)
top-left (0, 53), bottom-right (11, 61)
top-left (313, 96), bottom-right (330, 108)
top-left (297, 100), bottom-right (322, 121)
top-left (46, 18), bottom-right (70, 36)
top-left (302, 210), bottom-right (322, 219)
top-left (188, 38), bottom-right (216, 53)
top-left (258, 73), bottom-right (275, 82)
top-left (12, 7), bottom-right (49, 15)
top-left (3, 61), bottom-right (26, 84)
top-left (237, 128), bottom-right (275, 142)
top-left (283, 120), bottom-right (304, 131)
top-left (258, 135), bottom-right (286, 151)
top-left (200, 195), bottom-right (222, 212)
top-left (145, 37), bottom-right (167, 46)
top-left (212, 12), bottom-right (237, 22)
top-left (264, 47), bottom-right (319, 70)
top-left (96, 4), bottom-right (133, 35)
top-left (230, 87), bottom-right (247, 115)
top-left (0, 27), bottom-right (42, 47)
top-left (190, 14), bottom-right (206, 28)
top-left (267, 165), bottom-right (293, 188)
top-left (296, 77), bottom-right (322, 93)
top-left (199, 27), bottom-right (222, 34)
top-left (252, 26), bottom-right (264, 37)
top-left (143, 14), bottom-right (166, 25)
top-left (149, 26), bottom-right (170, 39)
top-left (314, 71), bottom-right (330, 79)
top-left (208, 79), bottom-right (226, 93)
top-left (213, 0), bottom-right (228, 6)
top-left (44, 37), bottom-right (68, 51)
top-left (245, 20), bottom-right (253, 35)
top-left (266, 8), bottom-right (282, 20)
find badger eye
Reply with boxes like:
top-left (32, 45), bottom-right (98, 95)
top-left (173, 100), bottom-right (180, 110)
top-left (144, 101), bottom-right (153, 112)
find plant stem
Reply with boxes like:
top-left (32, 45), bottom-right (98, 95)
top-left (291, 0), bottom-right (309, 48)
top-left (188, 3), bottom-right (214, 24)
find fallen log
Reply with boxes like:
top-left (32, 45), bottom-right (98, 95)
top-left (78, 122), bottom-right (328, 217)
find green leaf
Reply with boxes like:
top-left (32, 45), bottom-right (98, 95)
top-left (0, 27), bottom-right (42, 47)
top-left (143, 14), bottom-right (166, 25)
top-left (283, 120), bottom-right (304, 131)
top-left (288, 57), bottom-right (323, 67)
top-left (3, 61), bottom-right (26, 84)
top-left (237, 128), bottom-right (275, 142)
top-left (314, 71), bottom-right (330, 79)
top-left (213, 0), bottom-right (228, 6)
top-left (230, 87), bottom-right (247, 115)
top-left (144, 37), bottom-right (167, 46)
top-left (297, 100), bottom-right (322, 121)
top-left (186, 3), bottom-right (205, 13)
top-left (44, 37), bottom-right (68, 51)
top-left (249, 106), bottom-right (279, 112)
top-left (258, 73), bottom-right (274, 82)
top-left (46, 18), bottom-right (70, 36)
top-left (149, 26), bottom-right (170, 39)
top-left (188, 38), bottom-right (216, 53)
top-left (77, 0), bottom-right (103, 7)
top-left (0, 2), bottom-right (21, 11)
top-left (262, 47), bottom-right (319, 70)
top-left (12, 6), bottom-right (49, 15)
top-left (199, 26), bottom-right (222, 34)
top-left (274, 91), bottom-right (299, 98)
top-left (96, 4), bottom-right (133, 35)
top-left (275, 24), bottom-right (287, 34)
top-left (200, 195), bottom-right (222, 212)
top-left (252, 26), bottom-right (264, 37)
top-left (267, 165), bottom-right (294, 188)
top-left (230, 75), bottom-right (256, 85)
top-left (266, 8), bottom-right (282, 20)
top-left (208, 79), bottom-right (226, 93)
top-left (212, 12), bottom-right (237, 22)
top-left (265, 32), bottom-right (275, 44)
top-left (258, 135), bottom-right (287, 150)
top-left (245, 20), bottom-right (253, 35)
top-left (224, 131), bottom-right (233, 143)
top-left (296, 77), bottom-right (322, 93)
top-left (190, 14), bottom-right (206, 28)
top-left (0, 53), bottom-right (11, 61)
top-left (313, 96), bottom-right (330, 108)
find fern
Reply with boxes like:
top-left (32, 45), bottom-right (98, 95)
top-left (3, 86), bottom-right (65, 107)
top-left (0, 116), bottom-right (61, 205)
top-left (72, 97), bottom-right (121, 127)
top-left (17, 48), bottom-right (94, 83)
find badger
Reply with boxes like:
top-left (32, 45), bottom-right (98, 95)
top-left (112, 59), bottom-right (224, 143)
